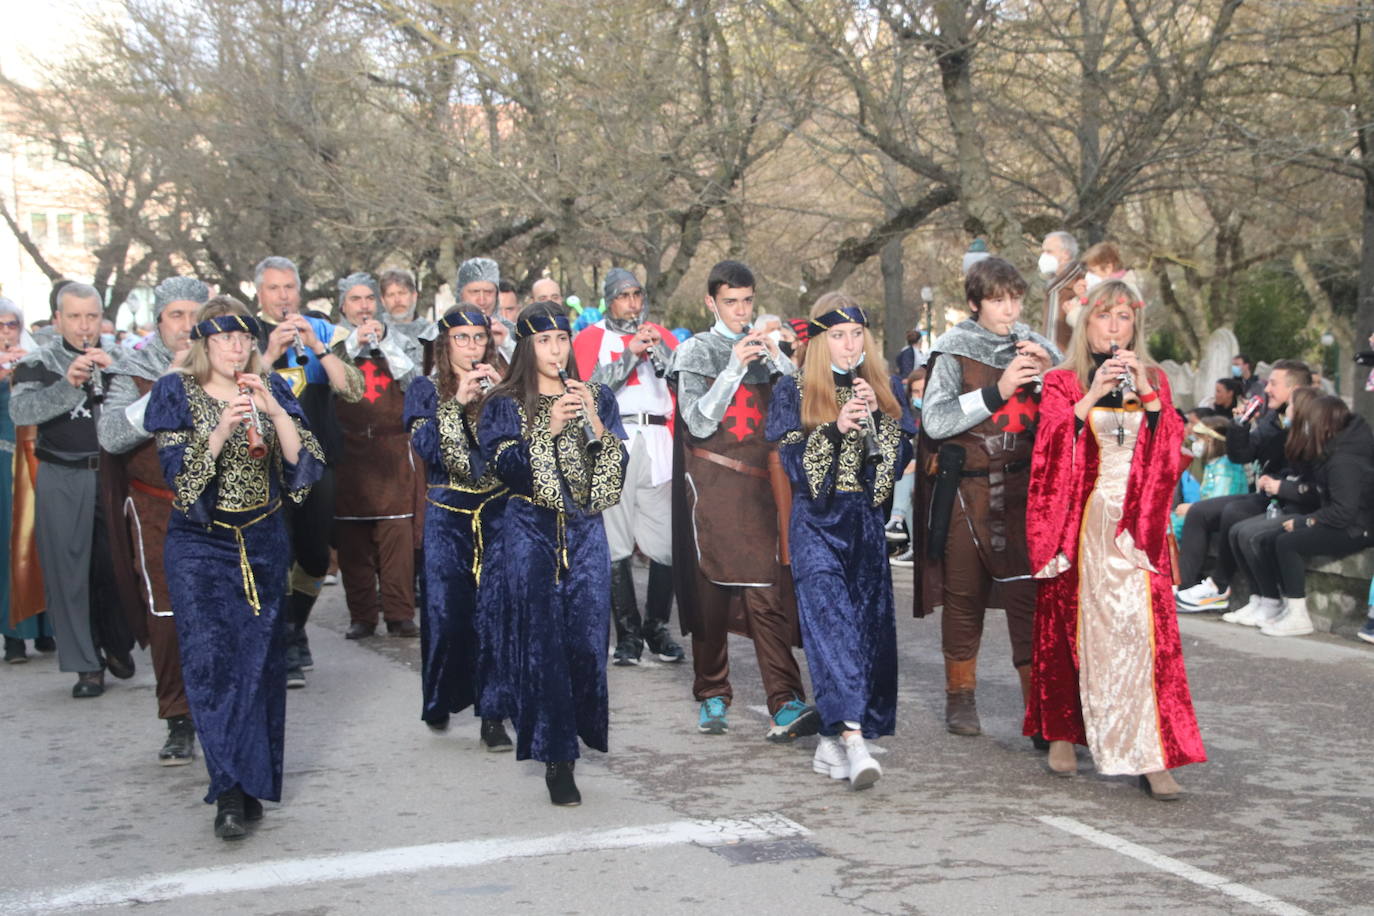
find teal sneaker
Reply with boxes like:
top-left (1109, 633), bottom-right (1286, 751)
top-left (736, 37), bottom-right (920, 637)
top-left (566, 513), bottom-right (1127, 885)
top-left (766, 698), bottom-right (821, 743)
top-left (697, 697), bottom-right (728, 734)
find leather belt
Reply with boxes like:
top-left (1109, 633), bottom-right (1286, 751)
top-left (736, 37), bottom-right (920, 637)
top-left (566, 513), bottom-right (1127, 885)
top-left (960, 458), bottom-right (1030, 478)
top-left (36, 449), bottom-right (98, 470)
top-left (129, 478), bottom-right (175, 502)
top-left (689, 447), bottom-right (769, 480)
top-left (348, 424), bottom-right (407, 439)
top-left (621, 413), bottom-right (669, 426)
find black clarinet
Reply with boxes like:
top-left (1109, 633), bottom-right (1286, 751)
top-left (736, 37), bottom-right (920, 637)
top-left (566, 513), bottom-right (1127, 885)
top-left (557, 368), bottom-right (602, 454)
top-left (1009, 331), bottom-right (1042, 393)
top-left (81, 337), bottom-right (105, 403)
top-left (845, 358), bottom-right (883, 466)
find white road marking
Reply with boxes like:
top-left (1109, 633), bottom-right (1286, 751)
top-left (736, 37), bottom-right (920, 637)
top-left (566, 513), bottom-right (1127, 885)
top-left (746, 705), bottom-right (889, 754)
top-left (1038, 815), bottom-right (1310, 916)
top-left (7, 813), bottom-right (809, 913)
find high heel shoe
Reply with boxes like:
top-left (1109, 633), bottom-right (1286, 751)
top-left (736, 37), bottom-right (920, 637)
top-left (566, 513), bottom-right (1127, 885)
top-left (1138, 771), bottom-right (1182, 801)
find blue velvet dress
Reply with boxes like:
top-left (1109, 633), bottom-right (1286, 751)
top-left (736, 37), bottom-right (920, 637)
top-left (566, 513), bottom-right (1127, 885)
top-left (476, 384), bottom-right (626, 762)
top-left (766, 375), bottom-right (913, 739)
top-left (405, 376), bottom-right (511, 725)
top-left (145, 371), bottom-right (324, 804)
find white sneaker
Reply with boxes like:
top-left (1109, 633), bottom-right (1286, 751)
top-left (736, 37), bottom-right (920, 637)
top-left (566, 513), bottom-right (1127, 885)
top-left (1177, 578), bottom-right (1220, 606)
top-left (812, 736), bottom-right (848, 780)
top-left (1261, 598), bottom-right (1314, 637)
top-left (1223, 595), bottom-right (1278, 626)
top-left (841, 733), bottom-right (882, 790)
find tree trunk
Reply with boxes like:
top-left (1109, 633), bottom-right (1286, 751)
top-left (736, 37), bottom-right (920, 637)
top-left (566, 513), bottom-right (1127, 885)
top-left (1354, 171), bottom-right (1374, 421)
top-left (880, 234), bottom-right (906, 359)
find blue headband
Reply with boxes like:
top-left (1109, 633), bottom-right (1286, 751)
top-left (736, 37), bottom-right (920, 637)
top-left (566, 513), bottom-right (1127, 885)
top-left (437, 308), bottom-right (490, 332)
top-left (190, 313), bottom-right (263, 341)
top-left (809, 306), bottom-right (868, 339)
top-left (516, 313), bottom-right (572, 340)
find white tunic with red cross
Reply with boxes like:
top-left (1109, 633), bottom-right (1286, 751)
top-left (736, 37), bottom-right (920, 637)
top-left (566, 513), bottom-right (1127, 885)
top-left (573, 320), bottom-right (678, 487)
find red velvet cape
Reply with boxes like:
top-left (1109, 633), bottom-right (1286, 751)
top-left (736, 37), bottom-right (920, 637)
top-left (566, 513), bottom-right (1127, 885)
top-left (1022, 367), bottom-right (1206, 769)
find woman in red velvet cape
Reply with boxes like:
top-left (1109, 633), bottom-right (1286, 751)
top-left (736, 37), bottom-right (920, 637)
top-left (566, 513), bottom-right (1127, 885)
top-left (1023, 280), bottom-right (1205, 798)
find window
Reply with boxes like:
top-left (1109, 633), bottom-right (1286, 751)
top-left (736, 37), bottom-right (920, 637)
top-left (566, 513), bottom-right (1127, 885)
top-left (83, 216), bottom-right (100, 248)
top-left (29, 212), bottom-right (48, 241)
top-left (56, 213), bottom-right (74, 246)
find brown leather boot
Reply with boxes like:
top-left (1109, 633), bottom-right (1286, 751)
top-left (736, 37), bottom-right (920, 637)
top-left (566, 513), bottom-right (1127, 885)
top-left (944, 657), bottom-right (980, 736)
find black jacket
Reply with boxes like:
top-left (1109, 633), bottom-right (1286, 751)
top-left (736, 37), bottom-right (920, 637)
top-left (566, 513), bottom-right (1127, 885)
top-left (1303, 414), bottom-right (1374, 537)
top-left (1226, 407), bottom-right (1287, 476)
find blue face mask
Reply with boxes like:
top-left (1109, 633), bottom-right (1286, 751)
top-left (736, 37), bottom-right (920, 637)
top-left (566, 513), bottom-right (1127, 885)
top-left (712, 317), bottom-right (746, 341)
top-left (911, 396), bottom-right (923, 409)
top-left (830, 352), bottom-right (866, 375)
top-left (1230, 364), bottom-right (1243, 378)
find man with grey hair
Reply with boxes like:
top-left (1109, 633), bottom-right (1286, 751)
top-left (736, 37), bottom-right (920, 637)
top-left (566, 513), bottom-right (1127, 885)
top-left (98, 276), bottom-right (207, 761)
top-left (457, 257), bottom-right (513, 359)
top-left (10, 282), bottom-right (135, 698)
top-left (252, 255), bottom-right (364, 688)
top-left (332, 272), bottom-right (423, 640)
top-left (1039, 231), bottom-right (1079, 277)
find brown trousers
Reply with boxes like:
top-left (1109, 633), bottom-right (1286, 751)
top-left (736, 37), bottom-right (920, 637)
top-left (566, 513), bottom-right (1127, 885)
top-left (335, 518), bottom-right (416, 626)
top-left (147, 610), bottom-right (189, 720)
top-left (690, 566), bottom-right (805, 716)
top-left (941, 501), bottom-right (1037, 669)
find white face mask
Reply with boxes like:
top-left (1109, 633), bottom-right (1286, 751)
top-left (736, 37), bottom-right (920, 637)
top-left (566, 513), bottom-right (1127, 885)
top-left (1084, 271), bottom-right (1103, 290)
top-left (1190, 440), bottom-right (1206, 459)
top-left (1038, 252), bottom-right (1060, 277)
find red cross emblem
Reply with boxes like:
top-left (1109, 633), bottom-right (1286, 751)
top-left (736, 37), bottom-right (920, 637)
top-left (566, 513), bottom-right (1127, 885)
top-left (722, 387), bottom-right (763, 443)
top-left (360, 358), bottom-right (392, 404)
top-left (991, 388), bottom-right (1039, 434)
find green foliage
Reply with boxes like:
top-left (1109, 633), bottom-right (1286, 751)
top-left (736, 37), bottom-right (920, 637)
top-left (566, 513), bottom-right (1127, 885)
top-left (1148, 328), bottom-right (1188, 364)
top-left (1233, 266), bottom-right (1316, 365)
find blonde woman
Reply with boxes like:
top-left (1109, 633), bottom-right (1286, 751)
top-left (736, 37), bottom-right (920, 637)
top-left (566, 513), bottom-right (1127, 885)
top-left (1024, 280), bottom-right (1205, 800)
top-left (765, 292), bottom-right (912, 789)
top-left (145, 296), bottom-right (324, 839)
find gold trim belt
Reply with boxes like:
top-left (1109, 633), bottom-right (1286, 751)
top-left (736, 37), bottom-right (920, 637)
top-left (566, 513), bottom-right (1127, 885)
top-left (426, 488), bottom-right (509, 584)
top-left (211, 499), bottom-right (282, 615)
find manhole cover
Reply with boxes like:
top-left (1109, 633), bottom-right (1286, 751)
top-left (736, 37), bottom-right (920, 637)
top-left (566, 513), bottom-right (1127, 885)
top-left (708, 838), bottom-right (825, 865)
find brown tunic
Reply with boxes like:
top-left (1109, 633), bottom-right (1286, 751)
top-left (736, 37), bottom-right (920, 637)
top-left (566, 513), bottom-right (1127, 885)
top-left (334, 355), bottom-right (416, 519)
top-left (914, 354), bottom-right (1041, 617)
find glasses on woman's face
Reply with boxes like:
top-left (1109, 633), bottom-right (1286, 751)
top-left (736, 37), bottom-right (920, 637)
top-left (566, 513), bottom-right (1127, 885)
top-left (448, 332), bottom-right (488, 347)
top-left (0, 320), bottom-right (21, 332)
top-left (210, 331), bottom-right (254, 352)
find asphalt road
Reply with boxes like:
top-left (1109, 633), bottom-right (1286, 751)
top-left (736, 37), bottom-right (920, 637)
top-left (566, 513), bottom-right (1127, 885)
top-left (2, 565), bottom-right (1371, 915)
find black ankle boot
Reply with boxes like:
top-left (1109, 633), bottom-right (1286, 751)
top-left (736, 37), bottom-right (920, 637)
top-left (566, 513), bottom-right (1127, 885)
top-left (243, 794), bottom-right (264, 822)
top-left (545, 761), bottom-right (581, 806)
top-left (610, 559), bottom-right (643, 666)
top-left (214, 787), bottom-right (247, 840)
top-left (480, 718), bottom-right (513, 752)
top-left (4, 636), bottom-right (26, 664)
top-left (158, 716), bottom-right (196, 766)
top-left (643, 562), bottom-right (683, 661)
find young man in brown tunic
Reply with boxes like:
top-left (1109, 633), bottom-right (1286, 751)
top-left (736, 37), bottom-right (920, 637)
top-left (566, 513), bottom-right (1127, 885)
top-left (332, 273), bottom-right (423, 638)
top-left (913, 257), bottom-right (1059, 739)
top-left (98, 277), bottom-right (208, 763)
top-left (669, 260), bottom-right (817, 740)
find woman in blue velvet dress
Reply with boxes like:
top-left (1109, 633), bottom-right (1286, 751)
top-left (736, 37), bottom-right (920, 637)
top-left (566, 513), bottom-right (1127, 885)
top-left (766, 293), bottom-right (912, 791)
top-left (405, 308), bottom-right (514, 748)
top-left (477, 303), bottom-right (626, 806)
top-left (145, 297), bottom-right (323, 840)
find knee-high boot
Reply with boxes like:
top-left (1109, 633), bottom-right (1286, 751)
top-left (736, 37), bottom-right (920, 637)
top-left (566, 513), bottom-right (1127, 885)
top-left (642, 561), bottom-right (683, 661)
top-left (610, 559), bottom-right (643, 665)
top-left (1017, 663), bottom-right (1048, 749)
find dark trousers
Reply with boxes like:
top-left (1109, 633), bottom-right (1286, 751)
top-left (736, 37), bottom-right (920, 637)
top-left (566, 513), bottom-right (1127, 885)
top-left (1177, 491), bottom-right (1268, 589)
top-left (335, 517), bottom-right (416, 626)
top-left (941, 514), bottom-right (1036, 669)
top-left (690, 565), bottom-right (805, 716)
top-left (1245, 521), bottom-right (1373, 598)
top-left (284, 466), bottom-right (336, 629)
